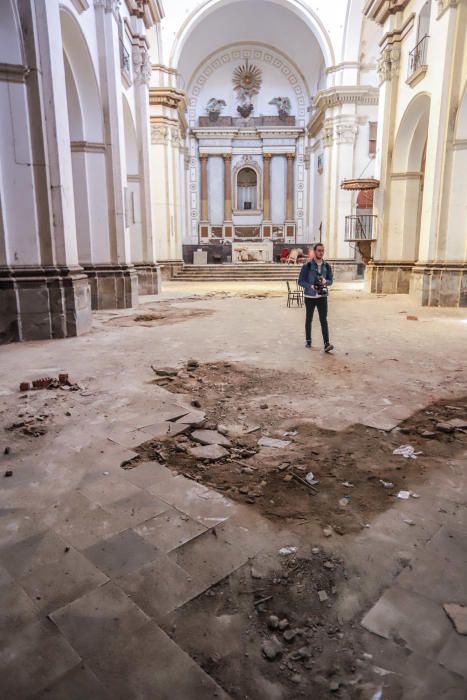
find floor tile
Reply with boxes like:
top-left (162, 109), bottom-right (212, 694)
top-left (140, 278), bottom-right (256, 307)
top-left (18, 547), bottom-right (108, 615)
top-left (361, 585), bottom-right (453, 660)
top-left (31, 665), bottom-right (113, 700)
top-left (119, 460), bottom-right (176, 488)
top-left (50, 581), bottom-right (149, 658)
top-left (170, 528), bottom-right (248, 589)
top-left (80, 476), bottom-right (142, 506)
top-left (134, 507), bottom-right (207, 553)
top-left (83, 529), bottom-right (158, 578)
top-left (0, 580), bottom-right (39, 635)
top-left (0, 530), bottom-right (68, 579)
top-left (133, 403), bottom-right (190, 427)
top-left (137, 421), bottom-right (188, 439)
top-left (84, 620), bottom-right (230, 700)
top-left (437, 630), bottom-right (467, 681)
top-left (0, 621), bottom-right (81, 699)
top-left (103, 490), bottom-right (169, 526)
top-left (116, 553), bottom-right (205, 620)
top-left (107, 430), bottom-right (147, 450)
top-left (148, 477), bottom-right (236, 527)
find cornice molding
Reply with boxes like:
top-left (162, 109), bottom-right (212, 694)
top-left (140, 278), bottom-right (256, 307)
top-left (149, 86), bottom-right (187, 109)
top-left (70, 141), bottom-right (106, 153)
top-left (308, 86), bottom-right (379, 136)
top-left (363, 0), bottom-right (410, 24)
top-left (437, 0), bottom-right (459, 18)
top-left (125, 0), bottom-right (163, 27)
top-left (0, 63), bottom-right (29, 83)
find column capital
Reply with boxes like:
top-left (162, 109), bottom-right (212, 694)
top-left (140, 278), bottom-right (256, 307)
top-left (263, 152), bottom-right (272, 161)
top-left (199, 153), bottom-right (209, 162)
top-left (286, 152), bottom-right (295, 161)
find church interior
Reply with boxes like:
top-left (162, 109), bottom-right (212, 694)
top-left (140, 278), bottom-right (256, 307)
top-left (0, 1), bottom-right (466, 698)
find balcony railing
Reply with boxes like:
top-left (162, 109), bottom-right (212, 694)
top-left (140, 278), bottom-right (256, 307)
top-left (344, 214), bottom-right (377, 241)
top-left (119, 38), bottom-right (130, 75)
top-left (408, 35), bottom-right (429, 78)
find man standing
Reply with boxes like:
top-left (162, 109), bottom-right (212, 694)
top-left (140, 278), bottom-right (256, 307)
top-left (298, 243), bottom-right (334, 352)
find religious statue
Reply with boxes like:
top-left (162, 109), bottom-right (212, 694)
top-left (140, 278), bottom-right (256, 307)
top-left (269, 96), bottom-right (292, 120)
top-left (206, 98), bottom-right (227, 122)
top-left (232, 60), bottom-right (262, 119)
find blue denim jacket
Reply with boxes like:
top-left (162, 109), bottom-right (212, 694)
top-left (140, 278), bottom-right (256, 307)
top-left (298, 259), bottom-right (333, 297)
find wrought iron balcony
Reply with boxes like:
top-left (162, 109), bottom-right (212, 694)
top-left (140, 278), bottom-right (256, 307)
top-left (120, 38), bottom-right (130, 75)
top-left (408, 35), bottom-right (429, 78)
top-left (344, 214), bottom-right (377, 242)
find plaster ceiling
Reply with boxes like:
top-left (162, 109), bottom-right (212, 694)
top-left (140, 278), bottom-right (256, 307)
top-left (176, 0), bottom-right (326, 91)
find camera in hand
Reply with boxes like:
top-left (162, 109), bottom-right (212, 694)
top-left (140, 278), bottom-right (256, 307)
top-left (315, 275), bottom-right (328, 296)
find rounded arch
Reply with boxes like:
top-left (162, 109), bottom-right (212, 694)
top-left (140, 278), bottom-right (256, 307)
top-left (170, 0), bottom-right (335, 72)
top-left (0, 0), bottom-right (24, 65)
top-left (122, 95), bottom-right (138, 176)
top-left (60, 6), bottom-right (103, 142)
top-left (393, 93), bottom-right (431, 173)
top-left (233, 159), bottom-right (263, 211)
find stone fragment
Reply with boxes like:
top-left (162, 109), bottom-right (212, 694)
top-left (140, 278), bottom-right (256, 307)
top-left (260, 403), bottom-right (268, 409)
top-left (188, 444), bottom-right (229, 461)
top-left (154, 367), bottom-right (179, 377)
top-left (4, 470), bottom-right (13, 478)
top-left (323, 527), bottom-right (333, 538)
top-left (191, 429), bottom-right (231, 446)
top-left (443, 603), bottom-right (467, 634)
top-left (329, 680), bottom-right (340, 692)
top-left (187, 359), bottom-right (199, 369)
top-left (291, 674), bottom-right (303, 684)
top-left (250, 567), bottom-right (262, 580)
top-left (191, 400), bottom-right (201, 408)
top-left (241, 467), bottom-right (255, 475)
top-left (283, 628), bottom-right (298, 642)
top-left (268, 615), bottom-right (280, 630)
top-left (261, 636), bottom-right (283, 661)
top-left (278, 618), bottom-right (289, 630)
top-left (258, 437), bottom-right (290, 449)
top-left (175, 411), bottom-right (206, 427)
top-left (447, 418), bottom-right (467, 429)
top-left (323, 561), bottom-right (335, 570)
top-left (420, 430), bottom-right (436, 438)
top-left (318, 590), bottom-right (329, 602)
top-left (436, 422), bottom-right (456, 433)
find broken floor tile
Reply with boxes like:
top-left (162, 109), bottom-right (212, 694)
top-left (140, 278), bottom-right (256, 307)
top-left (191, 429), bottom-right (232, 447)
top-left (169, 528), bottom-right (248, 590)
top-left (443, 603), bottom-right (467, 635)
top-left (134, 507), bottom-right (207, 553)
top-left (175, 411), bottom-right (206, 426)
top-left (149, 478), bottom-right (236, 528)
top-left (258, 437), bottom-right (290, 449)
top-left (83, 529), bottom-right (158, 579)
top-left (137, 421), bottom-right (188, 440)
top-left (361, 585), bottom-right (452, 660)
top-left (0, 621), bottom-right (81, 699)
top-left (134, 404), bottom-right (190, 428)
top-left (188, 444), bottom-right (229, 461)
top-left (80, 476), bottom-right (142, 507)
top-left (106, 430), bottom-right (146, 450)
top-left (119, 460), bottom-right (176, 488)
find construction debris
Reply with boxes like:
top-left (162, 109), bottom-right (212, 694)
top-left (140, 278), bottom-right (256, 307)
top-left (443, 603), bottom-right (467, 634)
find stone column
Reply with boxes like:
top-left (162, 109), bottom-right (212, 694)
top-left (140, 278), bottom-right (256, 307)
top-left (223, 153), bottom-right (232, 221)
top-left (89, 0), bottom-right (138, 310)
top-left (200, 154), bottom-right (209, 222)
top-left (263, 153), bottom-right (272, 221)
top-left (286, 153), bottom-right (295, 221)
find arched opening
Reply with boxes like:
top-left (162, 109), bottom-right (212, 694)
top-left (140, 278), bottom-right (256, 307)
top-left (60, 8), bottom-right (108, 267)
top-left (237, 167), bottom-right (258, 210)
top-left (444, 83), bottom-right (467, 261)
top-left (389, 94), bottom-right (431, 263)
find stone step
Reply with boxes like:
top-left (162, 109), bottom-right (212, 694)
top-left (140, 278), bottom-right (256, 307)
top-left (175, 264), bottom-right (301, 281)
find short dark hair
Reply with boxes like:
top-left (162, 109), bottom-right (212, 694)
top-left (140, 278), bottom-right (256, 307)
top-left (313, 242), bottom-right (324, 251)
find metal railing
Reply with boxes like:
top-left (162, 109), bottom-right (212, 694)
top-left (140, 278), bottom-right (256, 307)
top-left (120, 38), bottom-right (130, 75)
top-left (408, 35), bottom-right (429, 77)
top-left (344, 214), bottom-right (377, 241)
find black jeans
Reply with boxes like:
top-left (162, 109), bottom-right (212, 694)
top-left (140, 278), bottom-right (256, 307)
top-left (305, 296), bottom-right (329, 345)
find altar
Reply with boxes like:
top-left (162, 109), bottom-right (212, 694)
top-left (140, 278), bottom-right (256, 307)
top-left (232, 240), bottom-right (273, 263)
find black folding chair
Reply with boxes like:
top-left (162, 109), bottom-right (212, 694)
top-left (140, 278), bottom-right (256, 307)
top-left (286, 280), bottom-right (303, 307)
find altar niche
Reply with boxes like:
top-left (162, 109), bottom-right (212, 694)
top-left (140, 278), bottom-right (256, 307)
top-left (236, 167), bottom-right (259, 211)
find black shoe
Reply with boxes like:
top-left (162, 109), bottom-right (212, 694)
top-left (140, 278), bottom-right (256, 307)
top-left (324, 342), bottom-right (334, 353)
top-left (305, 341), bottom-right (312, 348)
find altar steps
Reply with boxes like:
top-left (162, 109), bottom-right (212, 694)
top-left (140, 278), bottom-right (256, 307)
top-left (173, 264), bottom-right (301, 281)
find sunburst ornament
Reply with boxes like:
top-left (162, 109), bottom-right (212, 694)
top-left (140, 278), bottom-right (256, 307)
top-left (232, 60), bottom-right (262, 97)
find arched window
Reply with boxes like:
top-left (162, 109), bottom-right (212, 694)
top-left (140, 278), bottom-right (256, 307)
top-left (237, 167), bottom-right (257, 210)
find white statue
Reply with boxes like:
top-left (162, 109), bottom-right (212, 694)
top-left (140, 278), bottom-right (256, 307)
top-left (269, 97), bottom-right (292, 120)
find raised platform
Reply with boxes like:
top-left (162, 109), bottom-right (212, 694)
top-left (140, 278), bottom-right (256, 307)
top-left (174, 262), bottom-right (362, 282)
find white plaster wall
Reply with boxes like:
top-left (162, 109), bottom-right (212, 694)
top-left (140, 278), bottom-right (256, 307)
top-left (271, 155), bottom-right (286, 224)
top-left (208, 156), bottom-right (224, 225)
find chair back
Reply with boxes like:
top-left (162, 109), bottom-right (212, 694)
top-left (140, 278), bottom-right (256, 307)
top-left (286, 280), bottom-right (292, 292)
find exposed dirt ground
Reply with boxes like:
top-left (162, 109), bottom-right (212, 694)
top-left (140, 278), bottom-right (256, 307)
top-left (127, 361), bottom-right (467, 535)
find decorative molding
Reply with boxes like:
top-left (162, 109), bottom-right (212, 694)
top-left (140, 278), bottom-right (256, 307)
top-left (149, 86), bottom-right (186, 109)
top-left (150, 123), bottom-right (169, 145)
top-left (363, 0), bottom-right (410, 24)
top-left (377, 44), bottom-right (401, 83)
top-left (326, 61), bottom-right (360, 75)
top-left (0, 63), bottom-right (29, 83)
top-left (391, 171), bottom-right (423, 179)
top-left (308, 86), bottom-right (378, 137)
top-left (132, 45), bottom-right (151, 85)
top-left (94, 0), bottom-right (121, 11)
top-left (335, 121), bottom-right (359, 145)
top-left (71, 0), bottom-right (90, 12)
top-left (70, 141), bottom-right (106, 153)
top-left (125, 0), bottom-right (163, 27)
top-left (406, 64), bottom-right (428, 88)
top-left (437, 0), bottom-right (459, 18)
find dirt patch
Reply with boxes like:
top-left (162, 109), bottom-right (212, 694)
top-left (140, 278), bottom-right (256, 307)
top-left (127, 362), bottom-right (467, 535)
top-left (106, 302), bottom-right (214, 327)
top-left (163, 549), bottom-right (383, 699)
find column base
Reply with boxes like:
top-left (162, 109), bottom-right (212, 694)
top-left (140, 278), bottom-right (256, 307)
top-left (82, 264), bottom-right (139, 310)
top-left (133, 263), bottom-right (161, 295)
top-left (365, 261), bottom-right (414, 294)
top-left (158, 260), bottom-right (184, 281)
top-left (0, 265), bottom-right (92, 344)
top-left (409, 263), bottom-right (466, 307)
